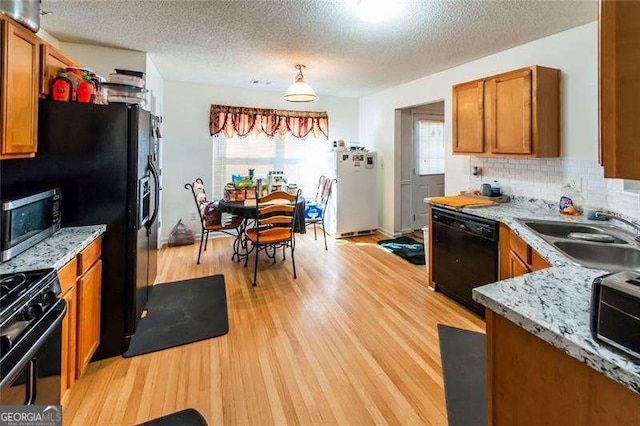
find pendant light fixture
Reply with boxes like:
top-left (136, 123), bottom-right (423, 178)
top-left (284, 65), bottom-right (317, 102)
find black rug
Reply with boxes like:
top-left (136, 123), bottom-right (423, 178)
top-left (139, 408), bottom-right (208, 426)
top-left (377, 236), bottom-right (425, 265)
top-left (438, 324), bottom-right (487, 426)
top-left (124, 275), bottom-right (229, 357)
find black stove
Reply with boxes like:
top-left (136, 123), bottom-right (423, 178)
top-left (0, 268), bottom-right (66, 405)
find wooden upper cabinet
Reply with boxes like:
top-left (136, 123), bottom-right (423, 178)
top-left (40, 44), bottom-right (79, 97)
top-left (599, 0), bottom-right (640, 180)
top-left (452, 65), bottom-right (559, 158)
top-left (452, 80), bottom-right (484, 153)
top-left (486, 70), bottom-right (532, 155)
top-left (0, 16), bottom-right (39, 159)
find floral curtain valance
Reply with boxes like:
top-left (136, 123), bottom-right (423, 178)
top-left (209, 105), bottom-right (329, 139)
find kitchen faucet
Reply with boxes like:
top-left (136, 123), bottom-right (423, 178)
top-left (594, 211), bottom-right (640, 243)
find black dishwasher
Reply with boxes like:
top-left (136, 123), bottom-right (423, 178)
top-left (431, 206), bottom-right (499, 317)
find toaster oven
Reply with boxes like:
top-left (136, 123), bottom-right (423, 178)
top-left (590, 271), bottom-right (640, 360)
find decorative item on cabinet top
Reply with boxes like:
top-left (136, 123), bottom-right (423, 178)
top-left (452, 65), bottom-right (560, 159)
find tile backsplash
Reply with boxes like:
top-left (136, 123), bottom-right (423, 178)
top-left (470, 157), bottom-right (640, 220)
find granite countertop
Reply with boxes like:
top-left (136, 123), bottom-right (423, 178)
top-left (473, 267), bottom-right (640, 394)
top-left (425, 197), bottom-right (640, 394)
top-left (430, 196), bottom-right (639, 268)
top-left (0, 225), bottom-right (106, 274)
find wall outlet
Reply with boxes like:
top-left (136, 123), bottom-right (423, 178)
top-left (569, 177), bottom-right (583, 192)
top-left (471, 165), bottom-right (482, 180)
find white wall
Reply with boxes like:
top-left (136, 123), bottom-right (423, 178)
top-left (360, 22), bottom-right (609, 234)
top-left (59, 42), bottom-right (147, 80)
top-left (145, 56), bottom-right (164, 117)
top-left (162, 81), bottom-right (359, 240)
top-left (36, 28), bottom-right (59, 48)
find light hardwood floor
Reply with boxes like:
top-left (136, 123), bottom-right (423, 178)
top-left (64, 232), bottom-right (484, 425)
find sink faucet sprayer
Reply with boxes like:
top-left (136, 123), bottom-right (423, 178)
top-left (593, 211), bottom-right (640, 243)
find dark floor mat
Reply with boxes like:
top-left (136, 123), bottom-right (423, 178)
top-left (124, 275), bottom-right (228, 357)
top-left (377, 236), bottom-right (425, 265)
top-left (139, 408), bottom-right (208, 426)
top-left (438, 324), bottom-right (487, 426)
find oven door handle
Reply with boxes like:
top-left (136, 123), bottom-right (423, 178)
top-left (25, 359), bottom-right (37, 405)
top-left (0, 300), bottom-right (66, 390)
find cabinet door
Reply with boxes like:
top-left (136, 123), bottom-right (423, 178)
top-left (452, 80), bottom-right (485, 153)
top-left (487, 70), bottom-right (532, 155)
top-left (599, 0), bottom-right (640, 180)
top-left (76, 260), bottom-right (101, 378)
top-left (509, 250), bottom-right (531, 278)
top-left (530, 250), bottom-right (551, 272)
top-left (60, 286), bottom-right (77, 408)
top-left (40, 44), bottom-right (78, 96)
top-left (0, 17), bottom-right (39, 158)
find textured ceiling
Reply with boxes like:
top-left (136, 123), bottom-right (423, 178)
top-left (40, 0), bottom-right (597, 98)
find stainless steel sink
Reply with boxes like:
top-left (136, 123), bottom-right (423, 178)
top-left (515, 218), bottom-right (640, 272)
top-left (553, 241), bottom-right (640, 272)
top-left (522, 221), bottom-right (628, 244)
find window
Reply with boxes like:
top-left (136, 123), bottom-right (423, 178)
top-left (417, 119), bottom-right (445, 175)
top-left (212, 133), bottom-right (331, 199)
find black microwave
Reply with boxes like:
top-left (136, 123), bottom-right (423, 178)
top-left (1, 188), bottom-right (61, 262)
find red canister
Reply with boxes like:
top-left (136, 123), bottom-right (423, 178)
top-left (76, 75), bottom-right (94, 103)
top-left (51, 72), bottom-right (72, 102)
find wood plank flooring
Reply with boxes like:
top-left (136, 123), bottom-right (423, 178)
top-left (64, 233), bottom-right (484, 425)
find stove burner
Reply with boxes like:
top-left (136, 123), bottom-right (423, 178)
top-left (0, 273), bottom-right (28, 307)
top-left (0, 269), bottom-right (57, 316)
top-left (0, 273), bottom-right (27, 286)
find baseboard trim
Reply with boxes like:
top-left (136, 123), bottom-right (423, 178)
top-left (377, 227), bottom-right (402, 238)
top-left (161, 230), bottom-right (234, 248)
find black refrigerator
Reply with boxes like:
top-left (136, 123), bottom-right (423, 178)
top-left (0, 100), bottom-right (160, 359)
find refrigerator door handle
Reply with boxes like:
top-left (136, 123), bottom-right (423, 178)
top-left (147, 159), bottom-right (160, 230)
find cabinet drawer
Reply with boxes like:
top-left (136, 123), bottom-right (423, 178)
top-left (58, 258), bottom-right (77, 293)
top-left (509, 232), bottom-right (531, 265)
top-left (77, 237), bottom-right (102, 276)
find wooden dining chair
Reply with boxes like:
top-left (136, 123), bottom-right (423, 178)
top-left (305, 176), bottom-right (337, 250)
top-left (185, 178), bottom-right (243, 264)
top-left (244, 190), bottom-right (301, 286)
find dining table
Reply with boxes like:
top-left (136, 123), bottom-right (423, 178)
top-left (218, 198), bottom-right (307, 261)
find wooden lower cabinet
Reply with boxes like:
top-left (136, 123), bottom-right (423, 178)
top-left (76, 259), bottom-right (102, 378)
top-left (499, 223), bottom-right (551, 279)
top-left (57, 238), bottom-right (101, 407)
top-left (508, 250), bottom-right (530, 278)
top-left (487, 311), bottom-right (640, 425)
top-left (60, 286), bottom-right (77, 408)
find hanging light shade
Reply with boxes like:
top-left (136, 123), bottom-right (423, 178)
top-left (284, 65), bottom-right (317, 102)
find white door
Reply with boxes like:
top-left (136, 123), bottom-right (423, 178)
top-left (412, 116), bottom-right (445, 230)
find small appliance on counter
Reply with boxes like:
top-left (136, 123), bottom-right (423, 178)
top-left (591, 271), bottom-right (640, 360)
top-left (1, 188), bottom-right (61, 262)
top-left (267, 170), bottom-right (287, 193)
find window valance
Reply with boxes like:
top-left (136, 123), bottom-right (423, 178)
top-left (209, 105), bottom-right (329, 139)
